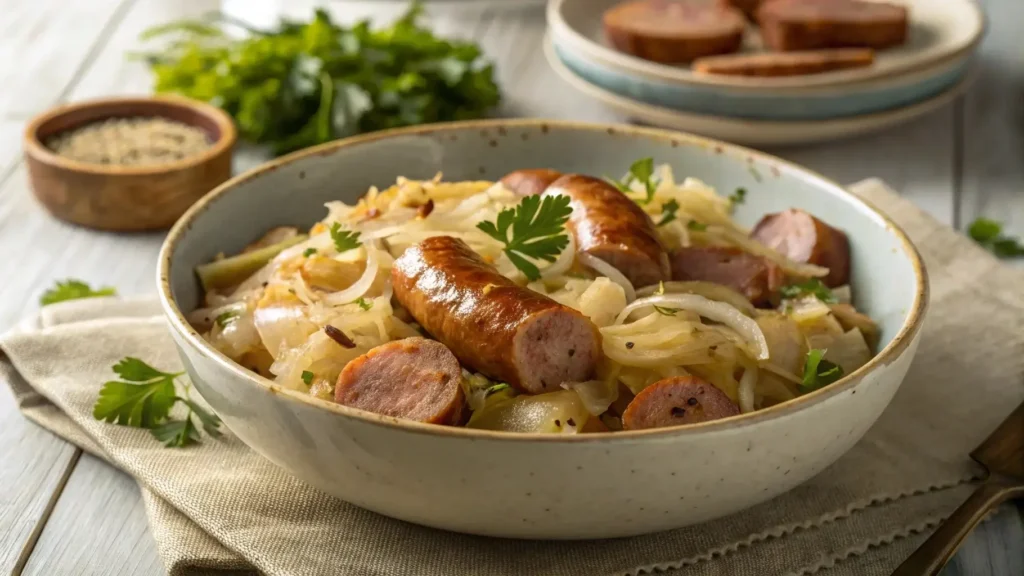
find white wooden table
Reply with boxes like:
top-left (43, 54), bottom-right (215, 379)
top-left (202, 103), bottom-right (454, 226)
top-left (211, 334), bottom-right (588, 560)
top-left (0, 1), bottom-right (1022, 574)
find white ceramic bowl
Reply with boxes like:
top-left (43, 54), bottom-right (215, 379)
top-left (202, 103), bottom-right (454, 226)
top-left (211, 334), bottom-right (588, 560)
top-left (158, 120), bottom-right (928, 539)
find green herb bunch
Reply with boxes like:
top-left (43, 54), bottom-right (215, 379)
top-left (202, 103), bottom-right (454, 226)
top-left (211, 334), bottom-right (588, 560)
top-left (138, 2), bottom-right (500, 154)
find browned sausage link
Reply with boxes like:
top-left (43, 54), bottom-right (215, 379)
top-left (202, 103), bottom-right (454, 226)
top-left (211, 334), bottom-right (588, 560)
top-left (546, 174), bottom-right (670, 289)
top-left (500, 169), bottom-right (563, 197)
top-left (622, 376), bottom-right (740, 430)
top-left (391, 236), bottom-right (601, 394)
top-left (670, 246), bottom-right (785, 307)
top-left (603, 0), bottom-right (745, 64)
top-left (750, 209), bottom-right (850, 287)
top-left (758, 0), bottom-right (908, 52)
top-left (335, 338), bottom-right (464, 424)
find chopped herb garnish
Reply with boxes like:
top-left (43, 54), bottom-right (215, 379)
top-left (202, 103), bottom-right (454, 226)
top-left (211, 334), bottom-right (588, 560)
top-left (354, 297), bottom-right (373, 311)
top-left (607, 157), bottom-right (659, 204)
top-left (780, 278), bottom-right (837, 303)
top-left (748, 166), bottom-right (763, 182)
top-left (329, 222), bottom-right (362, 253)
top-left (800, 349), bottom-right (844, 392)
top-left (214, 310), bottom-right (239, 327)
top-left (40, 279), bottom-right (116, 306)
top-left (968, 217), bottom-right (1024, 258)
top-left (657, 199), bottom-right (680, 227)
top-left (484, 383), bottom-right (509, 397)
top-left (303, 247), bottom-right (318, 257)
top-left (653, 305), bottom-right (680, 316)
top-left (686, 221), bottom-right (707, 232)
top-left (93, 357), bottom-right (221, 448)
top-left (729, 187), bottom-right (747, 205)
top-left (476, 194), bottom-right (572, 281)
top-left (301, 370), bottom-right (315, 385)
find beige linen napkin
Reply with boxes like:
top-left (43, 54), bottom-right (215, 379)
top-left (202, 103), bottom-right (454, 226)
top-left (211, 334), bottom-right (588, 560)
top-left (3, 179), bottom-right (1023, 576)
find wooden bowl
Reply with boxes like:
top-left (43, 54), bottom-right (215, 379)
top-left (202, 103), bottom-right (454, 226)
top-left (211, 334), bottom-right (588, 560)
top-left (23, 96), bottom-right (236, 231)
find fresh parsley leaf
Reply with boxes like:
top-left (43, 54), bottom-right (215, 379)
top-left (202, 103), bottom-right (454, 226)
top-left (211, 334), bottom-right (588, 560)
top-left (687, 221), bottom-right (707, 232)
top-left (729, 187), bottom-right (747, 205)
top-left (93, 358), bottom-right (221, 448)
top-left (215, 310), bottom-right (239, 327)
top-left (354, 297), bottom-right (373, 311)
top-left (151, 418), bottom-right (201, 448)
top-left (780, 279), bottom-right (837, 303)
top-left (657, 199), bottom-right (680, 227)
top-left (40, 279), bottom-right (116, 306)
top-left (653, 305), bottom-right (680, 316)
top-left (800, 349), bottom-right (844, 392)
top-left (329, 223), bottom-right (362, 253)
top-left (476, 194), bottom-right (572, 281)
top-left (303, 247), bottom-right (317, 257)
top-left (606, 158), bottom-right (659, 203)
top-left (968, 218), bottom-right (1024, 258)
top-left (485, 383), bottom-right (509, 397)
top-left (301, 370), bottom-right (314, 385)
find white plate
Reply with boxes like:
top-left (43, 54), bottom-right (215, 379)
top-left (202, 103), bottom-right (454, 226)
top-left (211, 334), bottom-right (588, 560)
top-left (545, 38), bottom-right (974, 146)
top-left (548, 0), bottom-right (986, 90)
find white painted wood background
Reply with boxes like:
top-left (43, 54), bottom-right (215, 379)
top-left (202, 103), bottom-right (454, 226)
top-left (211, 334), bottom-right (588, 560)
top-left (0, 0), bottom-right (1022, 574)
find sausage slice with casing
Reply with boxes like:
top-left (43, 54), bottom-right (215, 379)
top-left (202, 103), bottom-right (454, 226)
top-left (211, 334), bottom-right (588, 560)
top-left (500, 169), bottom-right (562, 196)
top-left (750, 209), bottom-right (850, 287)
top-left (692, 49), bottom-right (874, 77)
top-left (758, 0), bottom-right (909, 52)
top-left (546, 174), bottom-right (670, 288)
top-left (622, 376), bottom-right (740, 430)
top-left (391, 236), bottom-right (601, 394)
top-left (670, 246), bottom-right (785, 306)
top-left (335, 338), bottom-right (464, 424)
top-left (604, 0), bottom-right (746, 64)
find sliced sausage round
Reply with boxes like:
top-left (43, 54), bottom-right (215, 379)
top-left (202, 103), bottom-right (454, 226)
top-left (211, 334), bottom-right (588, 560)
top-left (603, 0), bottom-right (745, 64)
top-left (546, 174), bottom-right (670, 289)
top-left (500, 169), bottom-right (562, 197)
top-left (670, 246), bottom-right (785, 306)
top-left (392, 236), bottom-right (601, 394)
top-left (335, 337), bottom-right (464, 424)
top-left (750, 209), bottom-right (850, 287)
top-left (622, 376), bottom-right (740, 430)
top-left (692, 48), bottom-right (874, 77)
top-left (758, 0), bottom-right (909, 52)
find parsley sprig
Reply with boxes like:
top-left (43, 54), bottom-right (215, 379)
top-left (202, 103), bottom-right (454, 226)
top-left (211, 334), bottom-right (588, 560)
top-left (329, 223), bottom-right (362, 253)
top-left (800, 349), bottom-right (844, 393)
top-left (40, 279), bottom-right (116, 306)
top-left (729, 187), bottom-right (747, 205)
top-left (968, 217), bottom-right (1024, 258)
top-left (780, 279), bottom-right (837, 303)
top-left (476, 194), bottom-right (572, 281)
top-left (608, 158), bottom-right (659, 204)
top-left (93, 358), bottom-right (222, 447)
top-left (657, 199), bottom-right (680, 227)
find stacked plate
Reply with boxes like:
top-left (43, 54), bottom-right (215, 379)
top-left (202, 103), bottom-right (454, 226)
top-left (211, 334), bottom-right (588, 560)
top-left (546, 0), bottom-right (985, 145)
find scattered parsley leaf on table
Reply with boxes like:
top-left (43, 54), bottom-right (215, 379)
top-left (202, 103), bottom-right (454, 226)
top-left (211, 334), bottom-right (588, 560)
top-left (137, 1), bottom-right (500, 155)
top-left (800, 349), bottom-right (844, 393)
top-left (780, 278), bottom-right (837, 303)
top-left (93, 357), bottom-right (222, 447)
top-left (477, 194), bottom-right (572, 281)
top-left (40, 279), bottom-right (116, 306)
top-left (968, 217), bottom-right (1024, 258)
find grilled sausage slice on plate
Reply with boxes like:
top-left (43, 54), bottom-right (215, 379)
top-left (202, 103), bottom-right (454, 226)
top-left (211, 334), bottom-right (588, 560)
top-left (392, 236), bottom-right (601, 394)
top-left (603, 0), bottom-right (746, 64)
top-left (335, 337), bottom-right (464, 424)
top-left (670, 246), bottom-right (785, 306)
top-left (750, 208), bottom-right (850, 287)
top-left (758, 0), bottom-right (909, 52)
top-left (622, 376), bottom-right (740, 430)
top-left (692, 48), bottom-right (874, 77)
top-left (546, 174), bottom-right (670, 289)
top-left (500, 169), bottom-right (562, 196)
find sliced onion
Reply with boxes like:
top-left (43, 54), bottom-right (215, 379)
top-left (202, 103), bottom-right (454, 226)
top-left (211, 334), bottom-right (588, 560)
top-left (562, 379), bottom-right (618, 416)
top-left (737, 365), bottom-right (757, 414)
top-left (760, 362), bottom-right (802, 384)
top-left (615, 294), bottom-right (769, 360)
top-left (636, 280), bottom-right (755, 317)
top-left (831, 284), bottom-right (852, 304)
top-left (578, 253), bottom-right (636, 302)
top-left (321, 244), bottom-right (380, 306)
top-left (541, 232), bottom-right (576, 279)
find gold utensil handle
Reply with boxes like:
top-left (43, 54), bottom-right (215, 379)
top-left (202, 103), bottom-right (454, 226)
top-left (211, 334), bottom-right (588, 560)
top-left (891, 477), bottom-right (1024, 576)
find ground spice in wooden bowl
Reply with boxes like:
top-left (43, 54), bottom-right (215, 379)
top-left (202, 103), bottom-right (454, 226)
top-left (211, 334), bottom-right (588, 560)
top-left (46, 117), bottom-right (213, 166)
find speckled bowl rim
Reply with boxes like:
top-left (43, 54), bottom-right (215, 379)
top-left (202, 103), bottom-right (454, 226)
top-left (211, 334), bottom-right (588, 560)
top-left (547, 0), bottom-right (987, 92)
top-left (157, 119), bottom-right (929, 443)
top-left (24, 95), bottom-right (237, 176)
